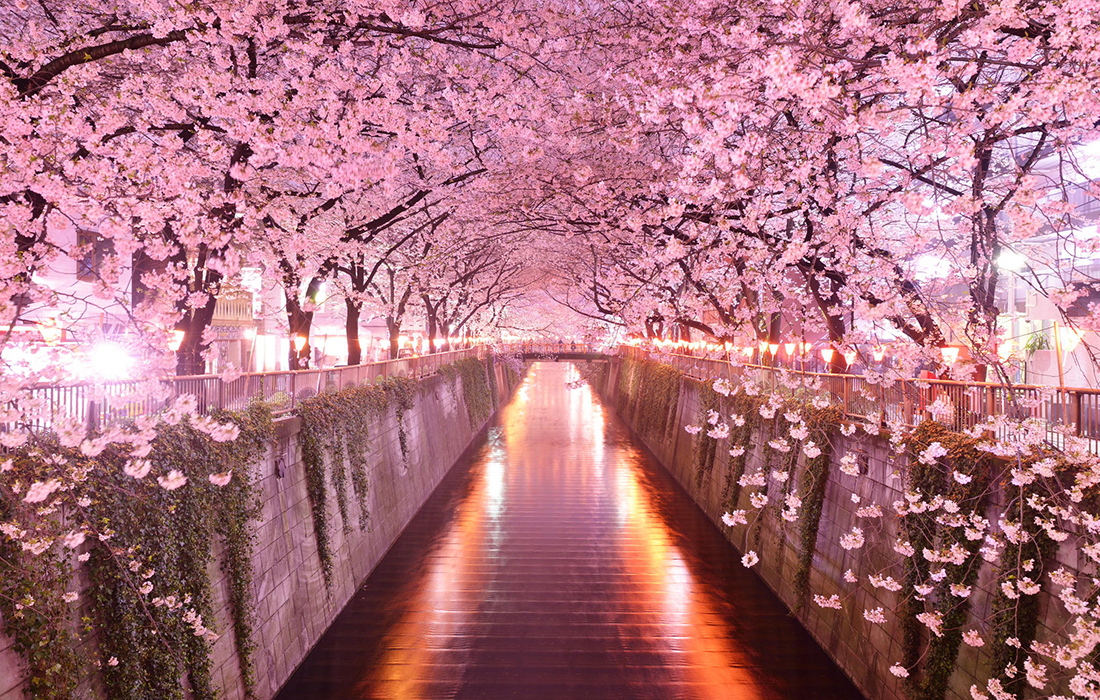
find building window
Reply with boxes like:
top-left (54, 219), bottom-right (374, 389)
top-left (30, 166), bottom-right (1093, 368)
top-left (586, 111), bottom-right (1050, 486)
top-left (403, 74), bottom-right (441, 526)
top-left (76, 231), bottom-right (111, 281)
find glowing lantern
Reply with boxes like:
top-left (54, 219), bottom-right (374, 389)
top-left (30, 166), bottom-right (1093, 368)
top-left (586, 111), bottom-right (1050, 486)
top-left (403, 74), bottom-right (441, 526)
top-left (941, 347), bottom-right (960, 365)
top-left (293, 334), bottom-right (308, 352)
top-left (784, 342), bottom-right (797, 356)
top-left (802, 342), bottom-right (813, 354)
top-left (872, 345), bottom-right (886, 362)
top-left (996, 341), bottom-right (1013, 361)
top-left (758, 340), bottom-right (769, 353)
top-left (842, 349), bottom-right (857, 366)
top-left (739, 346), bottom-right (754, 358)
top-left (768, 343), bottom-right (779, 355)
top-left (37, 318), bottom-right (63, 346)
top-left (820, 347), bottom-right (835, 363)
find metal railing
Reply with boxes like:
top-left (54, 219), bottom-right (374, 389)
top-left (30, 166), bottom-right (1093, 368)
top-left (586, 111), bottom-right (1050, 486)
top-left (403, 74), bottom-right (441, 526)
top-left (17, 348), bottom-right (485, 431)
top-left (17, 339), bottom-right (1096, 451)
top-left (622, 346), bottom-right (1100, 449)
top-left (497, 341), bottom-right (606, 356)
top-left (211, 295), bottom-right (254, 324)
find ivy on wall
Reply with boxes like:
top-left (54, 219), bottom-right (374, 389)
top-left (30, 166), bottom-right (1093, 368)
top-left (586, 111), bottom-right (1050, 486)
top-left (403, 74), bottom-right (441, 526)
top-left (609, 357), bottom-right (683, 446)
top-left (296, 374), bottom-right (416, 587)
top-left (0, 486), bottom-right (77, 700)
top-left (635, 361), bottom-right (681, 440)
top-left (486, 355), bottom-right (500, 412)
top-left (899, 421), bottom-right (995, 700)
top-left (986, 449), bottom-right (1068, 700)
top-left (296, 358), bottom-right (496, 590)
top-left (440, 358), bottom-right (492, 427)
top-left (602, 355), bottom-right (1100, 700)
top-left (987, 505), bottom-right (1056, 700)
top-left (0, 402), bottom-right (273, 700)
top-left (792, 405), bottom-right (842, 608)
top-left (718, 393), bottom-right (752, 507)
top-left (693, 381), bottom-right (722, 486)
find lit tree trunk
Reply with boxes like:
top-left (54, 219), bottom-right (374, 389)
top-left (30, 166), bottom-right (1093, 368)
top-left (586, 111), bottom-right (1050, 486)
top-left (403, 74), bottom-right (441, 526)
top-left (285, 276), bottom-right (323, 370)
top-left (382, 285), bottom-right (414, 359)
top-left (176, 302), bottom-right (217, 376)
top-left (286, 297), bottom-right (312, 370)
top-left (174, 253), bottom-right (222, 376)
top-left (386, 316), bottom-right (401, 360)
top-left (426, 314), bottom-right (439, 353)
top-left (176, 143), bottom-right (252, 375)
top-left (806, 273), bottom-right (849, 373)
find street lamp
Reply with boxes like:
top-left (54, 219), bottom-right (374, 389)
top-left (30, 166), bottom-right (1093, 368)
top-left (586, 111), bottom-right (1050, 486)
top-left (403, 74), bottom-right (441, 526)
top-left (996, 250), bottom-right (1028, 271)
top-left (168, 329), bottom-right (185, 352)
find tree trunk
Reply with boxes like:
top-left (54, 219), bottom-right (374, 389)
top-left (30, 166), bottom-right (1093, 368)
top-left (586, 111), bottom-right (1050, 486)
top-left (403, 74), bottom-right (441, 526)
top-left (386, 317), bottom-right (401, 360)
top-left (286, 298), bottom-right (311, 370)
top-left (440, 322), bottom-right (452, 352)
top-left (345, 298), bottom-right (362, 366)
top-left (285, 277), bottom-right (324, 370)
top-left (175, 281), bottom-right (220, 376)
top-left (424, 302), bottom-right (439, 353)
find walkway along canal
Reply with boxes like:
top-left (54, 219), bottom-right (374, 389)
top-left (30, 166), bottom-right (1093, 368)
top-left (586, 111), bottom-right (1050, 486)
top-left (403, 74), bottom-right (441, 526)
top-left (274, 362), bottom-right (865, 699)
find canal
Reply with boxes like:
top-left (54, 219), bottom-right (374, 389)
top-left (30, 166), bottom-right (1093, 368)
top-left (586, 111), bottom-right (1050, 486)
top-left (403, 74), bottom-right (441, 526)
top-left (275, 362), bottom-right (865, 699)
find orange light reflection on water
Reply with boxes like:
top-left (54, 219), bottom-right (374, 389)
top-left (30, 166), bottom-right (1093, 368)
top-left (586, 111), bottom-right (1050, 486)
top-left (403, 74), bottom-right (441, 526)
top-left (356, 362), bottom-right (766, 698)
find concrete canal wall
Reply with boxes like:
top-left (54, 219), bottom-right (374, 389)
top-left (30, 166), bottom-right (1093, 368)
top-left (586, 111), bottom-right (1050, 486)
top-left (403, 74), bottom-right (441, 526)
top-left (587, 356), bottom-right (1074, 700)
top-left (0, 360), bottom-right (520, 700)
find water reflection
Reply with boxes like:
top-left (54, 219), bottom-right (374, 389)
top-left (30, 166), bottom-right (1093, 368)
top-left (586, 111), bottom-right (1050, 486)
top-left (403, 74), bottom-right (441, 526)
top-left (276, 362), bottom-right (864, 700)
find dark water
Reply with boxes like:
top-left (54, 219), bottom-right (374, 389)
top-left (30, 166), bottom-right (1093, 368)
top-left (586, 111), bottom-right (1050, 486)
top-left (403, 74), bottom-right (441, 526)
top-left (275, 362), bottom-right (865, 700)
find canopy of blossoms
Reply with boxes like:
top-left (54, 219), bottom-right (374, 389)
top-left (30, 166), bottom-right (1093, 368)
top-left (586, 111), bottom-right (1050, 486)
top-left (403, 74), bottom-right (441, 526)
top-left (2, 0), bottom-right (1100, 698)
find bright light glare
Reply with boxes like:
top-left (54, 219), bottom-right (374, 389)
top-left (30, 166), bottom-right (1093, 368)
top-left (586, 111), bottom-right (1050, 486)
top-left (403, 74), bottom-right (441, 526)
top-left (996, 250), bottom-right (1028, 271)
top-left (86, 343), bottom-right (133, 381)
top-left (913, 254), bottom-right (952, 279)
top-left (1057, 326), bottom-right (1086, 353)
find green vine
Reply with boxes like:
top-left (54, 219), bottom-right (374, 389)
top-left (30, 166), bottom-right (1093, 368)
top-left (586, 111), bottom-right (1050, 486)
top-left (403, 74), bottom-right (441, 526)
top-left (899, 421), bottom-right (995, 700)
top-left (986, 449), bottom-right (1070, 698)
top-left (615, 357), bottom-right (637, 420)
top-left (214, 404), bottom-right (272, 699)
top-left (0, 401), bottom-right (272, 700)
top-left (0, 489), bottom-right (77, 700)
top-left (486, 355), bottom-right (500, 411)
top-left (693, 380), bottom-right (721, 486)
top-left (443, 358), bottom-right (492, 428)
top-left (720, 392), bottom-right (762, 513)
top-left (634, 361), bottom-right (681, 440)
top-left (384, 375), bottom-right (416, 470)
top-left (792, 405), bottom-right (842, 608)
top-left (296, 373), bottom-right (417, 587)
